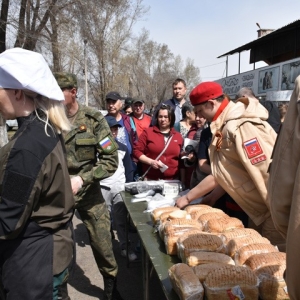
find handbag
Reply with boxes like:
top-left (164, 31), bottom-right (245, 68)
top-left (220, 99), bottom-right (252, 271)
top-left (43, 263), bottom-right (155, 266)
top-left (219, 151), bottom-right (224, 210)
top-left (137, 134), bottom-right (173, 181)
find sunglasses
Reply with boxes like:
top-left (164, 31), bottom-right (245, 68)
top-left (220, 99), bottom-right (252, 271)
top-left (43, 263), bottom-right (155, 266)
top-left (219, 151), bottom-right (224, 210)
top-left (160, 103), bottom-right (171, 109)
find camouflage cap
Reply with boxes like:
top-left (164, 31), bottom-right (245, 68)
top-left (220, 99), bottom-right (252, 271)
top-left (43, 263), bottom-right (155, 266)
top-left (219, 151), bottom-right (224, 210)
top-left (53, 72), bottom-right (77, 89)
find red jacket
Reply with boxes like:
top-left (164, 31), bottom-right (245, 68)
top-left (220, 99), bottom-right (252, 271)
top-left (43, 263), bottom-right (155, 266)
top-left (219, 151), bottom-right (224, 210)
top-left (133, 126), bottom-right (183, 180)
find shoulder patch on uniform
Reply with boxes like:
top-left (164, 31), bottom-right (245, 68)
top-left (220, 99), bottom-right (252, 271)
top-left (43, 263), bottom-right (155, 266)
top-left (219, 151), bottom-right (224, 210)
top-left (251, 154), bottom-right (266, 165)
top-left (243, 138), bottom-right (263, 158)
top-left (99, 135), bottom-right (117, 154)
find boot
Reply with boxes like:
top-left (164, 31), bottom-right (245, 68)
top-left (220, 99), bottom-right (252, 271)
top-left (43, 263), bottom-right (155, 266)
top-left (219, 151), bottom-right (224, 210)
top-left (103, 277), bottom-right (124, 300)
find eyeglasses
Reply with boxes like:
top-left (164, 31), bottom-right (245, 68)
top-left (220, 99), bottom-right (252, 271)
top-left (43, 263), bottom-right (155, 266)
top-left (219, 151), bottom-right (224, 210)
top-left (160, 103), bottom-right (171, 109)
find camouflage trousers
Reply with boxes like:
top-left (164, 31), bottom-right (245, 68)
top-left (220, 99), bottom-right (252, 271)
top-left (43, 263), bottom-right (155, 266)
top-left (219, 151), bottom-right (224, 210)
top-left (77, 201), bottom-right (118, 278)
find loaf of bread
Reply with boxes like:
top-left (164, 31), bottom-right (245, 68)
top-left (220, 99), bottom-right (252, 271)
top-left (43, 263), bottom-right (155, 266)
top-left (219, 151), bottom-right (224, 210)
top-left (180, 233), bottom-right (226, 263)
top-left (169, 209), bottom-right (188, 220)
top-left (186, 251), bottom-right (235, 267)
top-left (203, 216), bottom-right (244, 233)
top-left (235, 243), bottom-right (279, 266)
top-left (204, 264), bottom-right (259, 300)
top-left (193, 263), bottom-right (228, 283)
top-left (151, 206), bottom-right (179, 225)
top-left (190, 208), bottom-right (225, 221)
top-left (220, 228), bottom-right (263, 246)
top-left (169, 263), bottom-right (204, 300)
top-left (164, 228), bottom-right (203, 255)
top-left (197, 212), bottom-right (228, 227)
top-left (226, 234), bottom-right (271, 257)
top-left (255, 264), bottom-right (289, 300)
top-left (244, 252), bottom-right (286, 271)
top-left (159, 218), bottom-right (203, 240)
top-left (184, 204), bottom-right (212, 214)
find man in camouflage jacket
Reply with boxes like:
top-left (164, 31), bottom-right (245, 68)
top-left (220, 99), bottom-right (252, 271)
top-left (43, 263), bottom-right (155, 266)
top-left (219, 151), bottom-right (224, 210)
top-left (54, 72), bottom-right (124, 300)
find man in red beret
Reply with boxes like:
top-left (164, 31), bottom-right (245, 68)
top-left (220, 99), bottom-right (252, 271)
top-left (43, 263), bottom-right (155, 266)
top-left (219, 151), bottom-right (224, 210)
top-left (176, 81), bottom-right (285, 247)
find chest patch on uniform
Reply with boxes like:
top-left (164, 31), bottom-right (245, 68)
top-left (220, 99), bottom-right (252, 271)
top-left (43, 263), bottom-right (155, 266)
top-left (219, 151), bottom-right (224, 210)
top-left (99, 136), bottom-right (113, 150)
top-left (243, 138), bottom-right (263, 158)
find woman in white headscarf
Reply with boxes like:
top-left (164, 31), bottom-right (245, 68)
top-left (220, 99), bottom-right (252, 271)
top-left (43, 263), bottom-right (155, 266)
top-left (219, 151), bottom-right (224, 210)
top-left (0, 48), bottom-right (74, 300)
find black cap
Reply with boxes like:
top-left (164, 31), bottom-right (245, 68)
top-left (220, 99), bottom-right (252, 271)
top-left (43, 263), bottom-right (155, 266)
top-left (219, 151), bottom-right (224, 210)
top-left (105, 91), bottom-right (122, 101)
top-left (105, 116), bottom-right (122, 128)
top-left (132, 98), bottom-right (144, 104)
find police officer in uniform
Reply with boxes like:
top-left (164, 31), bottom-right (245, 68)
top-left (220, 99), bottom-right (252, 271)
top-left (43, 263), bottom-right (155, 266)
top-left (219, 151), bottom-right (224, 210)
top-left (54, 72), bottom-right (123, 300)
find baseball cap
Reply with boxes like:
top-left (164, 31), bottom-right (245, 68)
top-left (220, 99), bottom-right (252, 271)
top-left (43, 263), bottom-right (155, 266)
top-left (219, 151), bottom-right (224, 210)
top-left (190, 82), bottom-right (223, 105)
top-left (105, 91), bottom-right (123, 101)
top-left (105, 116), bottom-right (122, 128)
top-left (132, 98), bottom-right (144, 104)
top-left (53, 72), bottom-right (77, 89)
top-left (0, 48), bottom-right (64, 101)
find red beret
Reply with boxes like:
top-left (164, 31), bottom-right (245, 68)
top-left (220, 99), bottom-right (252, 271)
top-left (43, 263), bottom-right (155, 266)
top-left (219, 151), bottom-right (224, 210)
top-left (189, 82), bottom-right (223, 105)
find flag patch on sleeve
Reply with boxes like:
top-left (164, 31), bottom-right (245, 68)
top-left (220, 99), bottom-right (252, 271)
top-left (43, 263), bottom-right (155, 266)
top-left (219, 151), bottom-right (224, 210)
top-left (99, 136), bottom-right (112, 150)
top-left (243, 138), bottom-right (263, 158)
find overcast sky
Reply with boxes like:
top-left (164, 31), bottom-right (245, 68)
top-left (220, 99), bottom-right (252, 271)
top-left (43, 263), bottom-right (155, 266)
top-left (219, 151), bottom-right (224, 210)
top-left (134, 0), bottom-right (300, 82)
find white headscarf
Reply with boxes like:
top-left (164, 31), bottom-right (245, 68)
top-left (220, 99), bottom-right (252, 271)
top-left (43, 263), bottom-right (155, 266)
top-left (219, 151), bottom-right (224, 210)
top-left (0, 48), bottom-right (64, 101)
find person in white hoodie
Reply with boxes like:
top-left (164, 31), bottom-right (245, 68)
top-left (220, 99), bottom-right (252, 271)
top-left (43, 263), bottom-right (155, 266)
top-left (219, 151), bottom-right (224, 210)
top-left (100, 116), bottom-right (137, 261)
top-left (176, 81), bottom-right (285, 247)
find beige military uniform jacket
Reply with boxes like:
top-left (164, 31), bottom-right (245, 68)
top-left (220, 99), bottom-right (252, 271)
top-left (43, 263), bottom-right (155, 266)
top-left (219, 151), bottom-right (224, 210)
top-left (268, 76), bottom-right (300, 300)
top-left (63, 104), bottom-right (119, 207)
top-left (209, 97), bottom-right (276, 226)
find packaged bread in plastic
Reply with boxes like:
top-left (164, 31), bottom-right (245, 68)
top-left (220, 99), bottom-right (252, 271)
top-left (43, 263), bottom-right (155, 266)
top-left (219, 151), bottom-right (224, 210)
top-left (226, 234), bottom-right (271, 257)
top-left (244, 252), bottom-right (286, 271)
top-left (169, 263), bottom-right (204, 300)
top-left (219, 228), bottom-right (263, 246)
top-left (193, 263), bottom-right (228, 283)
top-left (203, 216), bottom-right (244, 233)
top-left (159, 218), bottom-right (202, 241)
top-left (164, 228), bottom-right (203, 255)
top-left (184, 204), bottom-right (212, 214)
top-left (203, 264), bottom-right (259, 300)
top-left (255, 264), bottom-right (289, 300)
top-left (179, 233), bottom-right (226, 263)
top-left (197, 211), bottom-right (228, 227)
top-left (151, 206), bottom-right (179, 225)
top-left (186, 251), bottom-right (235, 267)
top-left (235, 243), bottom-right (279, 266)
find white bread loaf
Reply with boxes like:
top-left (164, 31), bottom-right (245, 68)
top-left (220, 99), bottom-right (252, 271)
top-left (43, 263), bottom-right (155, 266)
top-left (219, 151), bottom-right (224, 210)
top-left (193, 263), bottom-right (228, 283)
top-left (190, 208), bottom-right (225, 221)
top-left (226, 234), bottom-right (270, 257)
top-left (235, 243), bottom-right (279, 266)
top-left (184, 204), bottom-right (212, 214)
top-left (220, 228), bottom-right (263, 246)
top-left (164, 228), bottom-right (203, 255)
top-left (255, 264), bottom-right (289, 300)
top-left (197, 211), bottom-right (228, 227)
top-left (168, 263), bottom-right (204, 300)
top-left (244, 252), bottom-right (286, 271)
top-left (186, 251), bottom-right (235, 267)
top-left (180, 233), bottom-right (226, 263)
top-left (204, 265), bottom-right (259, 300)
top-left (203, 216), bottom-right (244, 233)
top-left (169, 209), bottom-right (188, 220)
top-left (151, 206), bottom-right (179, 225)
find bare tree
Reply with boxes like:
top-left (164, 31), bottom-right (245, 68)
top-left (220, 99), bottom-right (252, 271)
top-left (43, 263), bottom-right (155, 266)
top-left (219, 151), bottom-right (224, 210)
top-left (0, 0), bottom-right (10, 53)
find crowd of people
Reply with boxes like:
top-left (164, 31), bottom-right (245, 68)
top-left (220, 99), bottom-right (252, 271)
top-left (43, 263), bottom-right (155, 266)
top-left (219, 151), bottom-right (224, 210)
top-left (0, 47), bottom-right (298, 299)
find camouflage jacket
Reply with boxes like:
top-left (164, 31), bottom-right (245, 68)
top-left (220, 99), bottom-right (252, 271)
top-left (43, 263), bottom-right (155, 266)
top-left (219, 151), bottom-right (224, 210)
top-left (63, 104), bottom-right (119, 207)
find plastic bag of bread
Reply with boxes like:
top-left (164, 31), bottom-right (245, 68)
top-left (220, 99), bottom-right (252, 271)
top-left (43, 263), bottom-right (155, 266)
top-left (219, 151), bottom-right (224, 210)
top-left (179, 233), bottom-right (226, 263)
top-left (190, 207), bottom-right (227, 222)
top-left (159, 218), bottom-right (202, 241)
top-left (193, 263), bottom-right (228, 283)
top-left (235, 243), bottom-right (279, 266)
top-left (184, 204), bottom-right (213, 214)
top-left (203, 264), bottom-right (259, 300)
top-left (169, 263), bottom-right (204, 300)
top-left (226, 234), bottom-right (270, 257)
top-left (151, 206), bottom-right (179, 225)
top-left (219, 228), bottom-right (263, 246)
top-left (203, 216), bottom-right (244, 233)
top-left (197, 211), bottom-right (228, 227)
top-left (255, 264), bottom-right (289, 300)
top-left (164, 228), bottom-right (203, 255)
top-left (244, 252), bottom-right (286, 271)
top-left (186, 251), bottom-right (235, 267)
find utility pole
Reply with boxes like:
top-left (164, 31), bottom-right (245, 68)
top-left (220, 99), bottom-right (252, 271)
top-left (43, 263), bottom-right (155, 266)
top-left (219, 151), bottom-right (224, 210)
top-left (84, 39), bottom-right (88, 106)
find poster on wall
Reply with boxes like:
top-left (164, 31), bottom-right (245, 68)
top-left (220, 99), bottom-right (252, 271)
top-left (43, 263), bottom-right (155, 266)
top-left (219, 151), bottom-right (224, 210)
top-left (281, 60), bottom-right (300, 90)
top-left (257, 66), bottom-right (280, 94)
